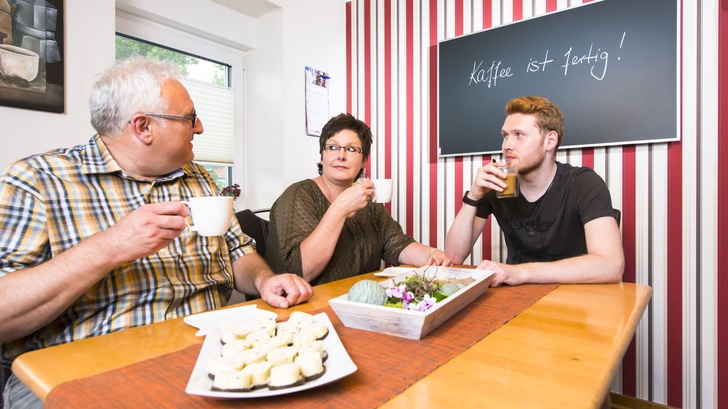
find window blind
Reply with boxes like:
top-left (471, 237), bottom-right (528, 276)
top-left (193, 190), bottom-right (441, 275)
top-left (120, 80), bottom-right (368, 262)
top-left (182, 78), bottom-right (234, 164)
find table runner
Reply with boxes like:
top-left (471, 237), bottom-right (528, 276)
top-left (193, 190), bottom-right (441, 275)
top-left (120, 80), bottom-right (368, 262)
top-left (44, 283), bottom-right (557, 409)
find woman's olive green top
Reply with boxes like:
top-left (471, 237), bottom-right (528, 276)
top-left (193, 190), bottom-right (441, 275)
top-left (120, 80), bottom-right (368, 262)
top-left (265, 179), bottom-right (415, 286)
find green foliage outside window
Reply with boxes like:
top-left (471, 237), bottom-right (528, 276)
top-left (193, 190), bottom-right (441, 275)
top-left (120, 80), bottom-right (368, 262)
top-left (115, 35), bottom-right (198, 76)
top-left (116, 36), bottom-right (227, 86)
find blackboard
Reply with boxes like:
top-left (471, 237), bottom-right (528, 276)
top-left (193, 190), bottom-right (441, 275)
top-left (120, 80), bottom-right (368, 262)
top-left (437, 0), bottom-right (679, 157)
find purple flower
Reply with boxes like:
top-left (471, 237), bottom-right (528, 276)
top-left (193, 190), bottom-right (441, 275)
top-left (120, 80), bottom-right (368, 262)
top-left (404, 295), bottom-right (437, 312)
top-left (383, 270), bottom-right (441, 312)
top-left (422, 294), bottom-right (437, 309)
top-left (386, 283), bottom-right (407, 299)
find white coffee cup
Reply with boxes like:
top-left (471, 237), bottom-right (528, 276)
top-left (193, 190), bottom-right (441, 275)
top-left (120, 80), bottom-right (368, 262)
top-left (371, 179), bottom-right (393, 203)
top-left (181, 196), bottom-right (234, 236)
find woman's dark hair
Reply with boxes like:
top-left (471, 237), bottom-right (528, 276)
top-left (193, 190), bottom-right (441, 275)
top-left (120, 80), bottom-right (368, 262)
top-left (317, 113), bottom-right (374, 177)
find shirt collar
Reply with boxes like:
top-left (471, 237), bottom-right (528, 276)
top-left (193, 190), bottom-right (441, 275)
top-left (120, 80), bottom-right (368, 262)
top-left (81, 134), bottom-right (193, 181)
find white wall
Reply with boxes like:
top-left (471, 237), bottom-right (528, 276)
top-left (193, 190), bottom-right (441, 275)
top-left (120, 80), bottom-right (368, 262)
top-left (0, 0), bottom-right (348, 214)
top-left (245, 0), bottom-right (348, 210)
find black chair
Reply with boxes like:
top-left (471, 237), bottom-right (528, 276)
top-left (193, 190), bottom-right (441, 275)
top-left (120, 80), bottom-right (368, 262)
top-left (614, 208), bottom-right (621, 227)
top-left (235, 208), bottom-right (270, 257)
top-left (1, 365), bottom-right (11, 409)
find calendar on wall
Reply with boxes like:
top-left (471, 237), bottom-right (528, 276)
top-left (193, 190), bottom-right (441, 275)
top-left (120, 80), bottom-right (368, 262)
top-left (304, 66), bottom-right (330, 137)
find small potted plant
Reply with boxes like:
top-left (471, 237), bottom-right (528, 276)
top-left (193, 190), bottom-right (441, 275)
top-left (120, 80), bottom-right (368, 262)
top-left (220, 183), bottom-right (241, 199)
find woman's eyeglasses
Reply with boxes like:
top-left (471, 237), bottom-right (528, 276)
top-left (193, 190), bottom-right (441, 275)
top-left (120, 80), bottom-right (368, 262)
top-left (323, 144), bottom-right (363, 154)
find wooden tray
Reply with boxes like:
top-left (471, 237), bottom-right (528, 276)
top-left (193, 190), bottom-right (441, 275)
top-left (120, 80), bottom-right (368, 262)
top-left (328, 267), bottom-right (495, 340)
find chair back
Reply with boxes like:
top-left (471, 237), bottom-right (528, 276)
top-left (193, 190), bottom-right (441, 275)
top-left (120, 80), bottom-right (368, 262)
top-left (1, 365), bottom-right (11, 409)
top-left (613, 208), bottom-right (621, 227)
top-left (235, 208), bottom-right (270, 257)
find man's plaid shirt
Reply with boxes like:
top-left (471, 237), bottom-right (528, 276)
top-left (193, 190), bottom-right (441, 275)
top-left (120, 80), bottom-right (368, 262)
top-left (0, 135), bottom-right (253, 366)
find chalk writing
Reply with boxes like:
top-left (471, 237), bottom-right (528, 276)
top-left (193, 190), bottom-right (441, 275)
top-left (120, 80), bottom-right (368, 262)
top-left (562, 44), bottom-right (609, 80)
top-left (467, 32), bottom-right (625, 86)
top-left (469, 60), bottom-right (513, 87)
top-left (526, 50), bottom-right (554, 73)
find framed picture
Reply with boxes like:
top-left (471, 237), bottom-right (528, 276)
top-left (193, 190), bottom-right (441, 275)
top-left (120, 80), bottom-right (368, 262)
top-left (0, 0), bottom-right (64, 113)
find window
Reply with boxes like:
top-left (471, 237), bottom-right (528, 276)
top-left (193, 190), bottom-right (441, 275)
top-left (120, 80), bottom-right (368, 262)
top-left (115, 34), bottom-right (234, 189)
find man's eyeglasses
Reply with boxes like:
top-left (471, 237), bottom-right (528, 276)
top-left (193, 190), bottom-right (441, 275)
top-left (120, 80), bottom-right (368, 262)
top-left (145, 109), bottom-right (197, 127)
top-left (324, 144), bottom-right (363, 154)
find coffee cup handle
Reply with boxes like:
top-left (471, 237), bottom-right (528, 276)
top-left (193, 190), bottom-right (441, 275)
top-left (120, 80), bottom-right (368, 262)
top-left (180, 201), bottom-right (197, 232)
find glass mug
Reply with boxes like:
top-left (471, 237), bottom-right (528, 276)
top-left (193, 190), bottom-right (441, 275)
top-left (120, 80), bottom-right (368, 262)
top-left (495, 164), bottom-right (519, 199)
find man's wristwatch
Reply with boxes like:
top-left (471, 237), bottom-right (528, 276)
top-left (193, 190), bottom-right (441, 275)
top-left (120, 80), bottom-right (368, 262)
top-left (462, 191), bottom-right (482, 207)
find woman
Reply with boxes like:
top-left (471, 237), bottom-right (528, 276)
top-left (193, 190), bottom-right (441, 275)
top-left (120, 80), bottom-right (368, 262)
top-left (265, 113), bottom-right (452, 286)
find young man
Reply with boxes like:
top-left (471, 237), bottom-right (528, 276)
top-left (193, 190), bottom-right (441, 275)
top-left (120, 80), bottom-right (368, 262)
top-left (445, 96), bottom-right (624, 287)
top-left (0, 58), bottom-right (313, 408)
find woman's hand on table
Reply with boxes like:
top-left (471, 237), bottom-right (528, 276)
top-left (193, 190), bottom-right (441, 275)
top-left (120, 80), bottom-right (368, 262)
top-left (425, 248), bottom-right (453, 267)
top-left (399, 243), bottom-right (453, 268)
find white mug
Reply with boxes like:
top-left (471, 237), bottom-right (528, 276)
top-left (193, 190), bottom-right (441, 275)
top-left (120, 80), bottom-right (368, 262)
top-left (371, 179), bottom-right (393, 203)
top-left (181, 196), bottom-right (234, 236)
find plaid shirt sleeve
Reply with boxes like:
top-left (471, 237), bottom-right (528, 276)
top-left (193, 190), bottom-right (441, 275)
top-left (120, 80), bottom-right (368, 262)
top-left (0, 159), bottom-right (51, 275)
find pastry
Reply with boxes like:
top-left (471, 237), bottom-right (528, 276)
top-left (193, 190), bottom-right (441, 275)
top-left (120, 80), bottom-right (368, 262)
top-left (275, 326), bottom-right (298, 345)
top-left (268, 363), bottom-right (304, 390)
top-left (299, 322), bottom-right (329, 340)
top-left (287, 311), bottom-right (315, 328)
top-left (258, 335), bottom-right (289, 353)
top-left (266, 346), bottom-right (298, 367)
top-left (206, 313), bottom-right (331, 393)
top-left (236, 347), bottom-right (266, 366)
top-left (220, 324), bottom-right (254, 344)
top-left (241, 361), bottom-right (272, 389)
top-left (292, 331), bottom-right (318, 349)
top-left (252, 317), bottom-right (277, 337)
top-left (246, 329), bottom-right (273, 345)
top-left (211, 370), bottom-right (253, 392)
top-left (295, 351), bottom-right (326, 381)
top-left (298, 340), bottom-right (328, 363)
top-left (206, 355), bottom-right (238, 379)
top-left (220, 339), bottom-right (252, 359)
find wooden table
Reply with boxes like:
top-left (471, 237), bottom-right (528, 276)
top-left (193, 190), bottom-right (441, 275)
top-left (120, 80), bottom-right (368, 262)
top-left (12, 273), bottom-right (651, 408)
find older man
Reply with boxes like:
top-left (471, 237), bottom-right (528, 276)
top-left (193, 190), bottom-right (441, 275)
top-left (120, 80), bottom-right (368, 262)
top-left (0, 58), bottom-right (312, 408)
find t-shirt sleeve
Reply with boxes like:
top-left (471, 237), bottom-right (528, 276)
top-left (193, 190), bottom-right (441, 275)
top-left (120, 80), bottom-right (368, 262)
top-left (573, 168), bottom-right (617, 225)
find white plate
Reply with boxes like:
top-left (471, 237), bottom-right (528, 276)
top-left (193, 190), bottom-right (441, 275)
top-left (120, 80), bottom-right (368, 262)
top-left (183, 305), bottom-right (278, 336)
top-left (185, 312), bottom-right (358, 398)
top-left (373, 266), bottom-right (417, 277)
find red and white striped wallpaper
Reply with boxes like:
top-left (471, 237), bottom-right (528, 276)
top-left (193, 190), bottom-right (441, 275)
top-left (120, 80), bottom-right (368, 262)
top-left (345, 0), bottom-right (725, 407)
